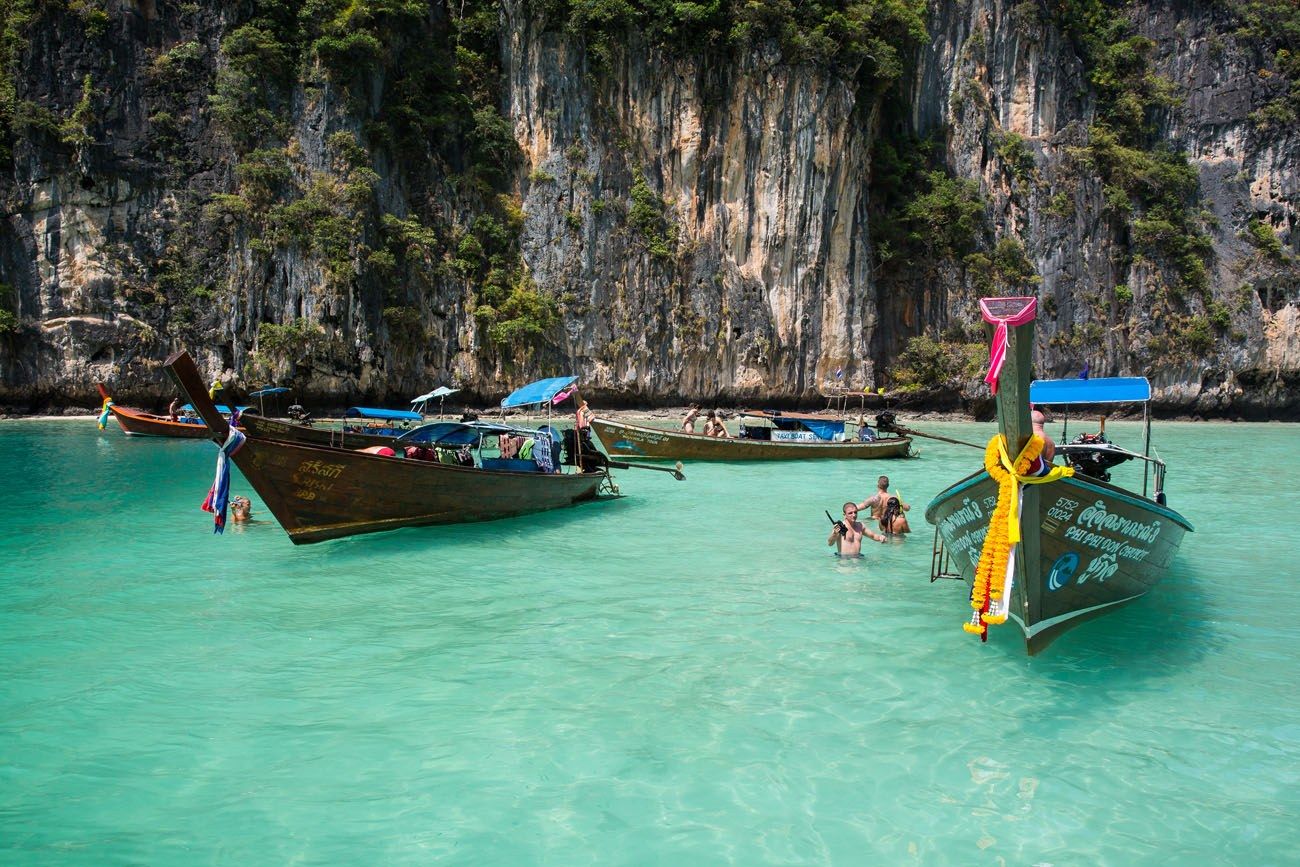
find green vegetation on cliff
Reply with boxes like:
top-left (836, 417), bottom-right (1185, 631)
top-left (536, 0), bottom-right (926, 89)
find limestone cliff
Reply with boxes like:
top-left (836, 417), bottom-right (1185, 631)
top-left (0, 0), bottom-right (1296, 416)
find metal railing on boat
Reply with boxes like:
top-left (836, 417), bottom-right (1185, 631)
top-left (930, 527), bottom-right (964, 583)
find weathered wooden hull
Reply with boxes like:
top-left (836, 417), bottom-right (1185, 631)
top-left (926, 471), bottom-right (1192, 653)
top-left (591, 418), bottom-right (912, 461)
top-left (108, 405), bottom-right (211, 438)
top-left (228, 438), bottom-right (608, 544)
top-left (239, 414), bottom-right (401, 449)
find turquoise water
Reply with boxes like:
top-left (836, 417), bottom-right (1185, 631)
top-left (2, 418), bottom-right (1297, 864)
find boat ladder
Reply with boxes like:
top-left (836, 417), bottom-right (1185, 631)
top-left (930, 527), bottom-right (964, 583)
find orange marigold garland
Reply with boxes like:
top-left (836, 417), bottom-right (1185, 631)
top-left (964, 433), bottom-right (1072, 640)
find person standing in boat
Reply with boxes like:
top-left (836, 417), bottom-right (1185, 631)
top-left (828, 502), bottom-right (887, 556)
top-left (575, 399), bottom-right (594, 432)
top-left (168, 397), bottom-right (182, 422)
top-left (879, 496), bottom-right (911, 536)
top-left (858, 475), bottom-right (909, 522)
top-left (682, 404), bottom-right (701, 432)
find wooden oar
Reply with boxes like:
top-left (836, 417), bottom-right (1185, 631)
top-left (605, 458), bottom-right (685, 481)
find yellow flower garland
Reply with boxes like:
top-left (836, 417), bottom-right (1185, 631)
top-left (963, 433), bottom-right (1074, 638)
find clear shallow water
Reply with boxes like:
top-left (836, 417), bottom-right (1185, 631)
top-left (1, 418), bottom-right (1297, 864)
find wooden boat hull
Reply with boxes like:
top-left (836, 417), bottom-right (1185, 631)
top-left (228, 437), bottom-right (607, 544)
top-left (108, 405), bottom-right (211, 438)
top-left (160, 353), bottom-right (610, 544)
top-left (239, 414), bottom-right (401, 449)
top-left (926, 471), bottom-right (1192, 653)
top-left (923, 296), bottom-right (1192, 654)
top-left (591, 418), bottom-right (912, 460)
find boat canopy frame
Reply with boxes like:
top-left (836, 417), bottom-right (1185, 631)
top-left (1029, 376), bottom-right (1158, 498)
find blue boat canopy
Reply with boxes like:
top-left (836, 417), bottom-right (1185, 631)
top-left (397, 421), bottom-right (519, 446)
top-left (1030, 377), bottom-right (1151, 405)
top-left (182, 404), bottom-right (250, 414)
top-left (344, 406), bottom-right (424, 421)
top-left (500, 376), bottom-right (577, 409)
top-left (249, 387), bottom-right (291, 397)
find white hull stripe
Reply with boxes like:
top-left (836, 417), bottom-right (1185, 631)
top-left (1011, 592), bottom-right (1147, 637)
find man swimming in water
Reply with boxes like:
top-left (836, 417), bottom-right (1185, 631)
top-left (828, 502), bottom-right (887, 556)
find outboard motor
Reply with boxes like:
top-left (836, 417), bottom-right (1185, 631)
top-left (1064, 432), bottom-right (1131, 483)
top-left (562, 427), bottom-right (607, 472)
top-left (287, 404), bottom-right (313, 425)
top-left (875, 411), bottom-right (899, 433)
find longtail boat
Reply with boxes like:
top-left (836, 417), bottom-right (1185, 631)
top-left (591, 411), bottom-right (912, 461)
top-left (95, 382), bottom-right (216, 438)
top-left (924, 297), bottom-right (1193, 653)
top-left (164, 352), bottom-right (618, 544)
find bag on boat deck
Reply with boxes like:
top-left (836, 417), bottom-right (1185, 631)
top-left (518, 439), bottom-right (535, 460)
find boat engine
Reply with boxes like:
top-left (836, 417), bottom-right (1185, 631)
top-left (562, 427), bottom-right (607, 472)
top-left (1062, 432), bottom-right (1131, 482)
top-left (287, 404), bottom-right (313, 425)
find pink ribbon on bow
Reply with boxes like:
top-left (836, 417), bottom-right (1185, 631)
top-left (980, 297), bottom-right (1037, 394)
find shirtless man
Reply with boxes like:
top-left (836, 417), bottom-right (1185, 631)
top-left (1031, 404), bottom-right (1057, 464)
top-left (828, 502), bottom-right (887, 556)
top-left (682, 405), bottom-right (701, 432)
top-left (858, 475), bottom-right (910, 522)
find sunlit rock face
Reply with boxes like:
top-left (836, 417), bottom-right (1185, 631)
top-left (1, 1), bottom-right (1296, 416)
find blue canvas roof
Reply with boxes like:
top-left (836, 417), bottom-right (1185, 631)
top-left (249, 387), bottom-right (291, 397)
top-left (500, 376), bottom-right (578, 409)
top-left (1029, 377), bottom-right (1151, 405)
top-left (344, 407), bottom-right (424, 421)
top-left (182, 404), bottom-right (250, 414)
top-left (397, 421), bottom-right (517, 446)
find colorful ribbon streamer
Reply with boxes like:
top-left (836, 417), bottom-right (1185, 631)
top-left (201, 427), bottom-right (247, 534)
top-left (97, 398), bottom-right (114, 430)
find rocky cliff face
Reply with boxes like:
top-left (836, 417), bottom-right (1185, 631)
top-left (1, 0), bottom-right (1296, 416)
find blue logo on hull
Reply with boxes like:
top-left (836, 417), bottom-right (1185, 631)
top-left (1047, 553), bottom-right (1079, 591)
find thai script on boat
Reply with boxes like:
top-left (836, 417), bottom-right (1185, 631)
top-left (947, 525), bottom-right (989, 561)
top-left (1062, 525), bottom-right (1152, 561)
top-left (297, 460), bottom-right (345, 479)
top-left (1075, 501), bottom-right (1162, 543)
top-left (938, 498), bottom-right (984, 537)
top-left (1078, 552), bottom-right (1119, 583)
